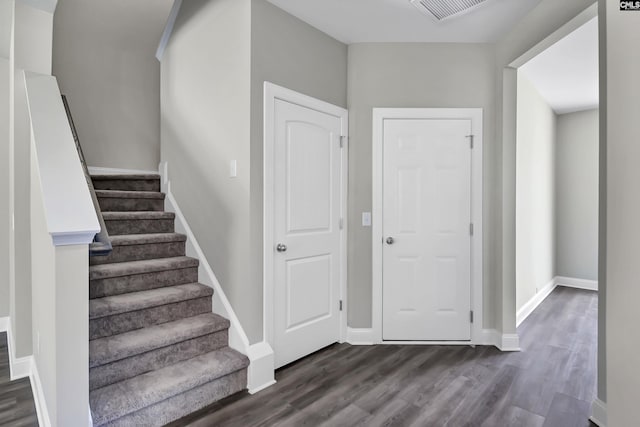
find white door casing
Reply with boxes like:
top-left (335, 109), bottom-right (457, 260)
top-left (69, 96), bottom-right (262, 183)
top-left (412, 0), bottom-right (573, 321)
top-left (373, 108), bottom-right (483, 344)
top-left (383, 119), bottom-right (472, 341)
top-left (264, 83), bottom-right (348, 369)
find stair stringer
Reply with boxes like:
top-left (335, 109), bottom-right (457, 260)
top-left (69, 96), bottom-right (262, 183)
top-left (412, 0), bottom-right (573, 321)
top-left (159, 162), bottom-right (276, 394)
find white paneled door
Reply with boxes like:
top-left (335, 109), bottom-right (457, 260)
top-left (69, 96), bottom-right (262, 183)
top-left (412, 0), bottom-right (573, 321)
top-left (273, 98), bottom-right (344, 368)
top-left (382, 119), bottom-right (472, 341)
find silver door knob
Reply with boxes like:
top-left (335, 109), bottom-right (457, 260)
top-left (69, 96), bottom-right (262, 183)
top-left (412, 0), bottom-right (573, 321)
top-left (276, 243), bottom-right (288, 252)
top-left (386, 237), bottom-right (395, 245)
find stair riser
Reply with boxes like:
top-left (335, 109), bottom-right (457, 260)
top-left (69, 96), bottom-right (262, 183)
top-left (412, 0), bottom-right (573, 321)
top-left (93, 179), bottom-right (160, 192)
top-left (90, 297), bottom-right (212, 340)
top-left (90, 331), bottom-right (228, 391)
top-left (97, 197), bottom-right (164, 212)
top-left (90, 267), bottom-right (199, 299)
top-left (97, 369), bottom-right (247, 427)
top-left (105, 219), bottom-right (174, 235)
top-left (90, 241), bottom-right (186, 265)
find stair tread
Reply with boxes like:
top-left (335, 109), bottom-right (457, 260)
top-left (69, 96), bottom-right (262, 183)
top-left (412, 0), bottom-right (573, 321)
top-left (90, 283), bottom-right (213, 319)
top-left (96, 189), bottom-right (165, 199)
top-left (92, 174), bottom-right (160, 180)
top-left (90, 256), bottom-right (199, 280)
top-left (110, 233), bottom-right (186, 246)
top-left (90, 313), bottom-right (230, 368)
top-left (102, 211), bottom-right (175, 220)
top-left (90, 347), bottom-right (248, 426)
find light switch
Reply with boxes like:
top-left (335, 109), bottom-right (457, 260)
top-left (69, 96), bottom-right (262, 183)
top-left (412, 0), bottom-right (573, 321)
top-left (362, 212), bottom-right (372, 227)
top-left (230, 160), bottom-right (237, 178)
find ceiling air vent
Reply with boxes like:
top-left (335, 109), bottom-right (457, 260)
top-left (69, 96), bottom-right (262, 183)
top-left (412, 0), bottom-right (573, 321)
top-left (410, 0), bottom-right (488, 21)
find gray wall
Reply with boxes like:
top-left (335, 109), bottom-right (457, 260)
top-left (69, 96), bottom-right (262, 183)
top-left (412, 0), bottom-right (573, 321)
top-left (161, 0), bottom-right (348, 344)
top-left (53, 0), bottom-right (173, 171)
top-left (12, 1), bottom-right (54, 358)
top-left (604, 0), bottom-right (639, 422)
top-left (249, 0), bottom-right (348, 340)
top-left (0, 0), bottom-right (11, 318)
top-left (556, 108), bottom-right (599, 281)
top-left (515, 72), bottom-right (557, 312)
top-left (161, 0), bottom-right (254, 339)
top-left (347, 43), bottom-right (497, 328)
top-left (495, 0), bottom-right (595, 335)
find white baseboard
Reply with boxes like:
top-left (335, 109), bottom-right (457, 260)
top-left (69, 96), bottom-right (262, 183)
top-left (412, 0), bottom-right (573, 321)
top-left (0, 316), bottom-right (8, 332)
top-left (87, 166), bottom-right (158, 176)
top-left (556, 276), bottom-right (598, 291)
top-left (5, 318), bottom-right (30, 380)
top-left (160, 162), bottom-right (276, 394)
top-left (346, 328), bottom-right (375, 345)
top-left (499, 333), bottom-right (521, 351)
top-left (517, 278), bottom-right (558, 327)
top-left (246, 342), bottom-right (276, 394)
top-left (30, 357), bottom-right (52, 427)
top-left (590, 398), bottom-right (607, 427)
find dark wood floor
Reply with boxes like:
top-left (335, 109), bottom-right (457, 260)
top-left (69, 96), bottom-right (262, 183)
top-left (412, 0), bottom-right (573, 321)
top-left (0, 333), bottom-right (38, 427)
top-left (169, 287), bottom-right (598, 427)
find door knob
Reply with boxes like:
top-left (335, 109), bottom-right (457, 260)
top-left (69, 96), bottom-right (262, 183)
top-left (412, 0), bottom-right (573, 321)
top-left (386, 237), bottom-right (395, 245)
top-left (276, 243), bottom-right (288, 252)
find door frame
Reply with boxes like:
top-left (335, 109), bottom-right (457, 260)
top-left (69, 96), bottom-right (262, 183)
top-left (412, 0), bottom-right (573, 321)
top-left (372, 108), bottom-right (484, 344)
top-left (263, 82), bottom-right (349, 358)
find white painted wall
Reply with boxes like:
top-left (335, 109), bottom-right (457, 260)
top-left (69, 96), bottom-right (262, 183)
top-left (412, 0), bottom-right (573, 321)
top-left (515, 72), bottom-right (557, 312)
top-left (604, 0), bottom-right (640, 424)
top-left (556, 108), bottom-right (599, 281)
top-left (347, 43), bottom-right (496, 328)
top-left (52, 0), bottom-right (173, 171)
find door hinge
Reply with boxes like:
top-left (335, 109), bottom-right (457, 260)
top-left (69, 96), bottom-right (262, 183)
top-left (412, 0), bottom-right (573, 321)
top-left (470, 310), bottom-right (474, 323)
top-left (466, 135), bottom-right (474, 149)
top-left (339, 300), bottom-right (343, 311)
top-left (340, 135), bottom-right (347, 148)
top-left (339, 218), bottom-right (344, 230)
top-left (470, 223), bottom-right (474, 236)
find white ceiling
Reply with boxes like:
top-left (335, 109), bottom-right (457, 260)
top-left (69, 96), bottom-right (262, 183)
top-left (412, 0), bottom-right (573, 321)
top-left (520, 17), bottom-right (599, 114)
top-left (266, 0), bottom-right (542, 43)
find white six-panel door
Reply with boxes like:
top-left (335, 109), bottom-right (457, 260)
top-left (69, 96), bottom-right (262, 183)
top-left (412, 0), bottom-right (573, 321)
top-left (273, 98), bottom-right (343, 368)
top-left (382, 119), bottom-right (472, 341)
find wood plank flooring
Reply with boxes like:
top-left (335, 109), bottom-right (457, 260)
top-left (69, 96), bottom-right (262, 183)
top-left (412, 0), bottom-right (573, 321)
top-left (168, 287), bottom-right (598, 427)
top-left (0, 332), bottom-right (38, 427)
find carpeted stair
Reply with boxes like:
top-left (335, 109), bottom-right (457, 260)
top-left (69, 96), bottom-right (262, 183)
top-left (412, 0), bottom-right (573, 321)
top-left (88, 174), bottom-right (249, 427)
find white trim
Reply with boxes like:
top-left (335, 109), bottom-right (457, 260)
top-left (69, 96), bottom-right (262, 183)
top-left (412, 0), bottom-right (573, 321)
top-left (556, 276), bottom-right (598, 291)
top-left (509, 3), bottom-right (598, 68)
top-left (516, 278), bottom-right (558, 327)
top-left (590, 398), bottom-right (607, 427)
top-left (372, 108), bottom-right (484, 345)
top-left (50, 231), bottom-right (98, 246)
top-left (156, 0), bottom-right (182, 61)
top-left (246, 342), bottom-right (276, 394)
top-left (499, 334), bottom-right (521, 351)
top-left (24, 73), bottom-right (100, 247)
top-left (5, 318), bottom-right (30, 380)
top-left (159, 163), bottom-right (275, 393)
top-left (87, 166), bottom-right (159, 176)
top-left (346, 328), bottom-right (375, 345)
top-left (0, 316), bottom-right (7, 332)
top-left (30, 357), bottom-right (52, 427)
top-left (263, 82), bottom-right (349, 364)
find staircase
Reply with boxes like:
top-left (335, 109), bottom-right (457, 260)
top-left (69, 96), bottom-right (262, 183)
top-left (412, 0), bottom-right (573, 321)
top-left (88, 174), bottom-right (249, 427)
